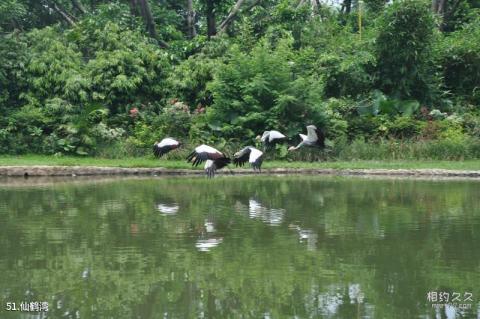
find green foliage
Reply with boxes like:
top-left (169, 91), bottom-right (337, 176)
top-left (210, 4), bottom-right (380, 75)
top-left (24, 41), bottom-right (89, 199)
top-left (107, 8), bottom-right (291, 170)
top-left (23, 27), bottom-right (89, 105)
top-left (206, 37), bottom-right (326, 142)
top-left (81, 22), bottom-right (170, 112)
top-left (0, 0), bottom-right (26, 30)
top-left (437, 17), bottom-right (480, 104)
top-left (0, 33), bottom-right (27, 108)
top-left (375, 0), bottom-right (438, 102)
top-left (166, 50), bottom-right (219, 109)
top-left (358, 91), bottom-right (421, 117)
top-left (0, 0), bottom-right (480, 159)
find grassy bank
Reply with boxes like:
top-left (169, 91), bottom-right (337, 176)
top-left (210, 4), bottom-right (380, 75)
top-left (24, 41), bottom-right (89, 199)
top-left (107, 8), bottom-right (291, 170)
top-left (0, 155), bottom-right (479, 170)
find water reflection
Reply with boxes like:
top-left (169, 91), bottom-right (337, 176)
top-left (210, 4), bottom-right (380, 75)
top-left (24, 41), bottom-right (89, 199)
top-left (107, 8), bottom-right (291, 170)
top-left (195, 219), bottom-right (223, 252)
top-left (204, 220), bottom-right (216, 233)
top-left (155, 203), bottom-right (179, 215)
top-left (0, 176), bottom-right (479, 318)
top-left (234, 198), bottom-right (286, 226)
top-left (195, 238), bottom-right (224, 252)
top-left (289, 224), bottom-right (318, 250)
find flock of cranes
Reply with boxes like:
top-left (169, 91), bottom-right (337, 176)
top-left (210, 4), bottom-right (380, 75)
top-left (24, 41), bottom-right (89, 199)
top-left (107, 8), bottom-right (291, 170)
top-left (153, 125), bottom-right (325, 177)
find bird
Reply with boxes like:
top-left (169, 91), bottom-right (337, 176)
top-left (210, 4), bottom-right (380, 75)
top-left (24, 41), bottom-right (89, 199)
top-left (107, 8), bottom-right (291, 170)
top-left (233, 146), bottom-right (264, 172)
top-left (186, 144), bottom-right (231, 178)
top-left (256, 130), bottom-right (287, 150)
top-left (153, 138), bottom-right (181, 157)
top-left (288, 125), bottom-right (325, 151)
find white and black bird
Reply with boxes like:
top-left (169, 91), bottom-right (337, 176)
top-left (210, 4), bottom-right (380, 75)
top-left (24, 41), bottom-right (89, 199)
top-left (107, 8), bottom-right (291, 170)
top-left (186, 144), bottom-right (231, 178)
top-left (153, 138), bottom-right (181, 157)
top-left (233, 146), bottom-right (264, 172)
top-left (288, 125), bottom-right (325, 151)
top-left (256, 130), bottom-right (287, 150)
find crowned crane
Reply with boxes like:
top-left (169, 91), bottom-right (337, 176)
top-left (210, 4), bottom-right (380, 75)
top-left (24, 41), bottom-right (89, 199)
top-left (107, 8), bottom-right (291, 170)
top-left (256, 130), bottom-right (287, 150)
top-left (233, 146), bottom-right (264, 172)
top-left (186, 144), bottom-right (231, 178)
top-left (288, 125), bottom-right (325, 151)
top-left (153, 138), bottom-right (181, 157)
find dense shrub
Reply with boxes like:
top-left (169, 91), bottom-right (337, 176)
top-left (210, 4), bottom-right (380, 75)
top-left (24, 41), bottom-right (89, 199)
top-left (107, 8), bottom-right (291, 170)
top-left (206, 37), bottom-right (326, 142)
top-left (83, 22), bottom-right (170, 113)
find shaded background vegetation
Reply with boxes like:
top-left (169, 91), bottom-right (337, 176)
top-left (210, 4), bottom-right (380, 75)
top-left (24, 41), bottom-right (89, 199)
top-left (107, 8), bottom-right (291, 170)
top-left (0, 0), bottom-right (479, 160)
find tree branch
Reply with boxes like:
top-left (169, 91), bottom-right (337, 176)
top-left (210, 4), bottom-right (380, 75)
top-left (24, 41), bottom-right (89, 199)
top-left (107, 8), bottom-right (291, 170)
top-left (297, 0), bottom-right (306, 8)
top-left (218, 0), bottom-right (261, 34)
top-left (48, 0), bottom-right (77, 26)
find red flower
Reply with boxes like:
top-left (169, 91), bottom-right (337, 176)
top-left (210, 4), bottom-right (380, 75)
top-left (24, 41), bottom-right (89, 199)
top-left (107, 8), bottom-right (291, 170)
top-left (129, 107), bottom-right (139, 118)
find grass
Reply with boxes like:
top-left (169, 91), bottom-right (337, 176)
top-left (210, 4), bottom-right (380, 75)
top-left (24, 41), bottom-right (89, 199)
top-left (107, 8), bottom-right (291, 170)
top-left (0, 155), bottom-right (479, 170)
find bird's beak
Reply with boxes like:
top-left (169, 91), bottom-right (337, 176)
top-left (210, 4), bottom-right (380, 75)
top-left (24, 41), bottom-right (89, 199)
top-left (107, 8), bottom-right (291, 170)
top-left (255, 135), bottom-right (261, 140)
top-left (234, 152), bottom-right (239, 157)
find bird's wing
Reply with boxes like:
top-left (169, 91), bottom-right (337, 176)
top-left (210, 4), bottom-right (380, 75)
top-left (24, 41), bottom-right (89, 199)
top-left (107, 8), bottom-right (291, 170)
top-left (260, 131), bottom-right (270, 142)
top-left (153, 145), bottom-right (166, 157)
top-left (233, 147), bottom-right (251, 167)
top-left (196, 144), bottom-right (221, 155)
top-left (268, 130), bottom-right (286, 142)
top-left (315, 128), bottom-right (325, 147)
top-left (154, 138), bottom-right (180, 157)
top-left (306, 126), bottom-right (318, 141)
top-left (187, 145), bottom-right (225, 167)
top-left (249, 147), bottom-right (263, 163)
top-left (158, 138), bottom-right (179, 147)
top-left (153, 145), bottom-right (171, 157)
top-left (214, 157), bottom-right (231, 170)
top-left (299, 133), bottom-right (308, 141)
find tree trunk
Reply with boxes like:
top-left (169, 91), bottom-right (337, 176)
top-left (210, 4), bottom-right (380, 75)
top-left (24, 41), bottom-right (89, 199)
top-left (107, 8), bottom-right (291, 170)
top-left (206, 0), bottom-right (216, 38)
top-left (138, 0), bottom-right (157, 39)
top-left (131, 0), bottom-right (169, 48)
top-left (187, 0), bottom-right (196, 38)
top-left (343, 0), bottom-right (352, 14)
top-left (71, 0), bottom-right (86, 14)
top-left (130, 0), bottom-right (139, 16)
top-left (437, 0), bottom-right (447, 14)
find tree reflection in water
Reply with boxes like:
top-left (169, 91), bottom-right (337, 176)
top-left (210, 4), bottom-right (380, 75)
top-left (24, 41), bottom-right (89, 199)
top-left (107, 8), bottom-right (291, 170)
top-left (0, 176), bottom-right (479, 318)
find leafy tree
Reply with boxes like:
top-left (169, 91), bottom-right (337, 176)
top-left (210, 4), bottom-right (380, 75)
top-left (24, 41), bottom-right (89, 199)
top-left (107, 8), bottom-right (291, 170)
top-left (82, 22), bottom-right (170, 113)
top-left (375, 0), bottom-right (438, 103)
top-left (437, 16), bottom-right (480, 104)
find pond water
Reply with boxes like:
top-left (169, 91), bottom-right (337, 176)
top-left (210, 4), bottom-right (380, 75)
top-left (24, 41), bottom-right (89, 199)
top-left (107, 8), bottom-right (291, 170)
top-left (0, 175), bottom-right (479, 319)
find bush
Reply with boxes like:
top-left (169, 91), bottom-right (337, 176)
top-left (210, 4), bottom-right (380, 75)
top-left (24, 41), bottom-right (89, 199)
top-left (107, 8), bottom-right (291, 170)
top-left (23, 27), bottom-right (89, 106)
top-left (387, 116), bottom-right (426, 139)
top-left (84, 22), bottom-right (170, 113)
top-left (206, 36), bottom-right (326, 142)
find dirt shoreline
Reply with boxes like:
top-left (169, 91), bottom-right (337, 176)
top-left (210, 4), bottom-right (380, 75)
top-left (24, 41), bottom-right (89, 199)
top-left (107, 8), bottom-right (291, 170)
top-left (1, 165), bottom-right (480, 178)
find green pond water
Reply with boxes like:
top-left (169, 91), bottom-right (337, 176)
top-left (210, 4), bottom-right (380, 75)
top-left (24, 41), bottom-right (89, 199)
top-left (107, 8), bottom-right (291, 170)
top-left (0, 175), bottom-right (479, 319)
